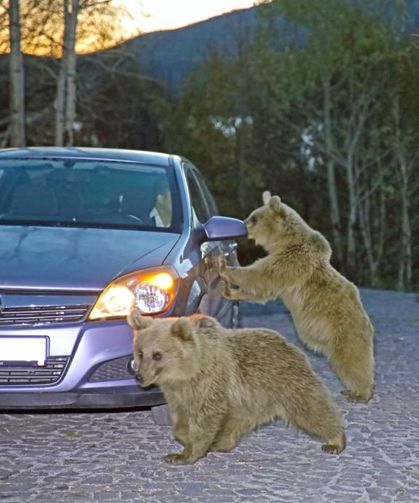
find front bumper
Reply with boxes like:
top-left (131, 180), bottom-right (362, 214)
top-left (0, 318), bottom-right (165, 410)
top-left (0, 386), bottom-right (164, 409)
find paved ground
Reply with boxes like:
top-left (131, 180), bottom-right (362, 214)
top-left (1, 289), bottom-right (419, 503)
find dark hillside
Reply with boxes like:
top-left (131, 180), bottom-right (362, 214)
top-left (102, 1), bottom-right (419, 95)
top-left (113, 7), bottom-right (258, 95)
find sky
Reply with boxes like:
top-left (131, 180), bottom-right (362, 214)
top-left (119, 0), bottom-right (257, 35)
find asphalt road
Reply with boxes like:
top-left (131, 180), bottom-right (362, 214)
top-left (1, 289), bottom-right (419, 503)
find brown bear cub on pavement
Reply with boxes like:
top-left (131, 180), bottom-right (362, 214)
top-left (128, 310), bottom-right (346, 465)
top-left (219, 192), bottom-right (375, 403)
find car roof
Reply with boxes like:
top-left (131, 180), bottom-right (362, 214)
top-left (0, 147), bottom-right (175, 167)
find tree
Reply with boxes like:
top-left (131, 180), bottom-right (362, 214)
top-left (0, 0), bottom-right (140, 56)
top-left (55, 0), bottom-right (78, 145)
top-left (8, 0), bottom-right (25, 146)
top-left (391, 92), bottom-right (418, 291)
top-left (0, 0), bottom-right (144, 147)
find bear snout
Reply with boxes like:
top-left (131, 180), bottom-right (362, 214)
top-left (135, 364), bottom-right (162, 387)
top-left (136, 371), bottom-right (155, 387)
top-left (135, 372), bottom-right (144, 385)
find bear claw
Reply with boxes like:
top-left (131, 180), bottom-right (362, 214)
top-left (341, 389), bottom-right (372, 403)
top-left (322, 444), bottom-right (343, 455)
top-left (163, 453), bottom-right (188, 465)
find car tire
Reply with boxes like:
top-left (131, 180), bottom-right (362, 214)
top-left (151, 404), bottom-right (172, 426)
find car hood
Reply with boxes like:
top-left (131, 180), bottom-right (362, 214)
top-left (0, 225), bottom-right (181, 291)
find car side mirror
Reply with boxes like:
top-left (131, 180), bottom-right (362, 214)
top-left (203, 216), bottom-right (247, 241)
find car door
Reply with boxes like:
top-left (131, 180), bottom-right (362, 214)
top-left (184, 162), bottom-right (239, 326)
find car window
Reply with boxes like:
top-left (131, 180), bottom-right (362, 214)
top-left (192, 168), bottom-right (218, 217)
top-left (185, 166), bottom-right (211, 224)
top-left (0, 159), bottom-right (182, 232)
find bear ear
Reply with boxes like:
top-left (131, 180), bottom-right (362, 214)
top-left (171, 318), bottom-right (193, 341)
top-left (262, 190), bottom-right (272, 205)
top-left (127, 309), bottom-right (153, 330)
top-left (268, 195), bottom-right (284, 216)
top-left (190, 313), bottom-right (219, 329)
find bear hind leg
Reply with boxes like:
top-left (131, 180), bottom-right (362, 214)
top-left (286, 402), bottom-right (345, 455)
top-left (329, 342), bottom-right (374, 403)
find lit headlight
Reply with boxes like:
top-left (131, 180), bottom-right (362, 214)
top-left (135, 273), bottom-right (174, 314)
top-left (88, 268), bottom-right (177, 320)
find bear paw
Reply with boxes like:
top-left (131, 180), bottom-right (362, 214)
top-left (341, 389), bottom-right (372, 403)
top-left (219, 279), bottom-right (233, 299)
top-left (163, 453), bottom-right (193, 465)
top-left (322, 432), bottom-right (346, 454)
top-left (217, 255), bottom-right (227, 274)
top-left (321, 443), bottom-right (343, 455)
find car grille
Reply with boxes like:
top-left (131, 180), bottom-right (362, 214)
top-left (0, 356), bottom-right (69, 385)
top-left (88, 356), bottom-right (133, 383)
top-left (0, 305), bottom-right (90, 326)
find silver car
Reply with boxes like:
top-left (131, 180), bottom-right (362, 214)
top-left (0, 147), bottom-right (246, 410)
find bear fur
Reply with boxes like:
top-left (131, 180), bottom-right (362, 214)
top-left (219, 193), bottom-right (375, 403)
top-left (128, 310), bottom-right (346, 465)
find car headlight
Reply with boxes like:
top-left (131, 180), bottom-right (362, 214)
top-left (88, 268), bottom-right (177, 320)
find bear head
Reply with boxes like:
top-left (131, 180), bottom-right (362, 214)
top-left (245, 192), bottom-right (331, 257)
top-left (244, 193), bottom-right (299, 250)
top-left (127, 310), bottom-right (203, 387)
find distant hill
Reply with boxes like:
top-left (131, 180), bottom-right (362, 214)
top-left (100, 1), bottom-right (419, 96)
top-left (108, 6), bottom-right (259, 95)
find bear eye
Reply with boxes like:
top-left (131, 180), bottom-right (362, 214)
top-left (250, 216), bottom-right (258, 224)
top-left (137, 350), bottom-right (143, 360)
top-left (152, 351), bottom-right (162, 361)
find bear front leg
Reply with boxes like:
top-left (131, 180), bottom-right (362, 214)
top-left (164, 415), bottom-right (224, 465)
top-left (218, 252), bottom-right (313, 298)
top-left (163, 432), bottom-right (215, 465)
top-left (164, 411), bottom-right (195, 464)
top-left (219, 276), bottom-right (253, 302)
top-left (218, 256), bottom-right (261, 286)
top-left (171, 411), bottom-right (189, 446)
top-left (218, 257), bottom-right (273, 302)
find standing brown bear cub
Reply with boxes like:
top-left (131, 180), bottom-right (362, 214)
top-left (128, 310), bottom-right (345, 465)
top-left (219, 193), bottom-right (375, 402)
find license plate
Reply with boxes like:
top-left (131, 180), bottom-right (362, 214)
top-left (0, 337), bottom-right (47, 366)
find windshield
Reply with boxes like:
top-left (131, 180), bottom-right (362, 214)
top-left (0, 158), bottom-right (182, 232)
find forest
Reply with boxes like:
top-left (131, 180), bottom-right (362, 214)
top-left (1, 0), bottom-right (419, 291)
